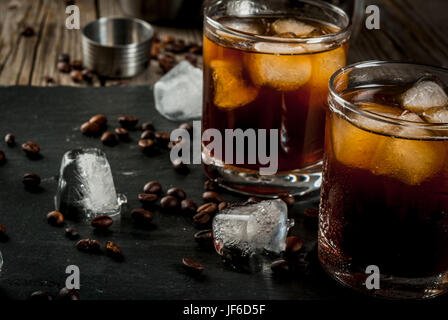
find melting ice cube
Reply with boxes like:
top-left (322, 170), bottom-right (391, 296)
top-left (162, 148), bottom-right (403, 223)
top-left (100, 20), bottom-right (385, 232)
top-left (271, 19), bottom-right (316, 37)
top-left (422, 106), bottom-right (448, 124)
top-left (154, 61), bottom-right (203, 121)
top-left (55, 148), bottom-right (127, 221)
top-left (212, 199), bottom-right (292, 257)
top-left (401, 79), bottom-right (448, 113)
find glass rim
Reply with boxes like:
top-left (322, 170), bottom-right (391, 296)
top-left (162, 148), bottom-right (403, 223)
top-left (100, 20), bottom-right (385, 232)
top-left (329, 60), bottom-right (448, 130)
top-left (204, 0), bottom-right (352, 45)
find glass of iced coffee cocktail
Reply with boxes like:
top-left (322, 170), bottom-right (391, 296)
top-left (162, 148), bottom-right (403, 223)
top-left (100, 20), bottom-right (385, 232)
top-left (320, 61), bottom-right (448, 299)
top-left (202, 0), bottom-right (351, 197)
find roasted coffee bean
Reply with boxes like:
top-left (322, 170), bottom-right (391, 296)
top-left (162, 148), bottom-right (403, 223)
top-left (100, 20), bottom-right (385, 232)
top-left (178, 122), bottom-right (193, 134)
top-left (160, 195), bottom-right (180, 211)
top-left (197, 202), bottom-right (218, 216)
top-left (281, 194), bottom-right (295, 207)
top-left (65, 227), bottom-right (80, 240)
top-left (189, 44), bottom-right (203, 55)
top-left (0, 224), bottom-right (7, 241)
top-left (70, 60), bottom-right (83, 70)
top-left (115, 127), bottom-right (130, 141)
top-left (105, 241), bottom-right (124, 262)
top-left (218, 201), bottom-right (231, 211)
top-left (185, 53), bottom-right (198, 67)
top-left (22, 26), bottom-right (35, 37)
top-left (131, 208), bottom-right (153, 224)
top-left (143, 181), bottom-right (162, 195)
top-left (22, 141), bottom-right (40, 157)
top-left (271, 259), bottom-right (291, 276)
top-left (82, 69), bottom-right (94, 83)
top-left (162, 35), bottom-right (175, 44)
top-left (91, 215), bottom-right (113, 229)
top-left (76, 239), bottom-right (101, 253)
top-left (5, 133), bottom-right (15, 147)
top-left (138, 193), bottom-right (158, 205)
top-left (182, 257), bottom-right (204, 273)
top-left (202, 191), bottom-right (223, 203)
top-left (0, 150), bottom-right (5, 165)
top-left (193, 211), bottom-right (211, 225)
top-left (158, 53), bottom-right (177, 73)
top-left (194, 229), bottom-right (213, 248)
top-left (150, 42), bottom-right (162, 59)
top-left (70, 70), bottom-right (83, 83)
top-left (29, 291), bottom-right (53, 301)
top-left (181, 199), bottom-right (197, 214)
top-left (167, 138), bottom-right (182, 150)
top-left (172, 159), bottom-right (189, 173)
top-left (140, 130), bottom-right (155, 140)
top-left (118, 115), bottom-right (139, 130)
top-left (154, 131), bottom-right (170, 146)
top-left (101, 132), bottom-right (118, 147)
top-left (89, 114), bottom-right (107, 128)
top-left (247, 196), bottom-right (262, 204)
top-left (286, 236), bottom-right (303, 254)
top-left (80, 121), bottom-right (101, 136)
top-left (204, 179), bottom-right (218, 191)
top-left (58, 287), bottom-right (79, 300)
top-left (165, 39), bottom-right (187, 53)
top-left (167, 187), bottom-right (186, 200)
top-left (138, 139), bottom-right (155, 153)
top-left (57, 61), bottom-right (71, 73)
top-left (141, 121), bottom-right (155, 131)
top-left (44, 76), bottom-right (54, 84)
top-left (23, 173), bottom-right (41, 190)
top-left (47, 211), bottom-right (64, 227)
top-left (304, 207), bottom-right (319, 219)
top-left (58, 53), bottom-right (70, 63)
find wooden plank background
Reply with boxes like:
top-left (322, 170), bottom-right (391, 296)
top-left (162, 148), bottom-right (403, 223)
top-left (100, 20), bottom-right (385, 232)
top-left (0, 0), bottom-right (447, 87)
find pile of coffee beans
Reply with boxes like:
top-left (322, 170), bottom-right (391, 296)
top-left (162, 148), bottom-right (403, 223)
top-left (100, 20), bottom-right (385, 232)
top-left (56, 53), bottom-right (95, 85)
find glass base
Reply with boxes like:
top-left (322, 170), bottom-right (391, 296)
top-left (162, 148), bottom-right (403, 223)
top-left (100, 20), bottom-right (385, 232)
top-left (202, 154), bottom-right (322, 198)
top-left (318, 241), bottom-right (448, 300)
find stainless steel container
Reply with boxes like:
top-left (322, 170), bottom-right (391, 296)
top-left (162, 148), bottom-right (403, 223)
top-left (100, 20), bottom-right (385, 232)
top-left (82, 17), bottom-right (154, 78)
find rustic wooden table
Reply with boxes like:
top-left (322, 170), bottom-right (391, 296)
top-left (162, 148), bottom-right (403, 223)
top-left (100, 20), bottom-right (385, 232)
top-left (0, 0), bottom-right (447, 88)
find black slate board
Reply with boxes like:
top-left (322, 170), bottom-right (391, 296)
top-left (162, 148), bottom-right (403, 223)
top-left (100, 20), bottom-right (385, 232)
top-left (0, 86), bottom-right (395, 300)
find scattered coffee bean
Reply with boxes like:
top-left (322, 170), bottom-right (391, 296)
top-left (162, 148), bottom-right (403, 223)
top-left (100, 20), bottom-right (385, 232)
top-left (167, 187), bottom-right (187, 200)
top-left (202, 191), bottom-right (223, 203)
top-left (172, 159), bottom-right (189, 173)
top-left (281, 194), bottom-right (295, 207)
top-left (0, 150), bottom-right (5, 165)
top-left (247, 196), bottom-right (262, 204)
top-left (154, 131), bottom-right (170, 147)
top-left (118, 115), bottom-right (139, 130)
top-left (76, 239), bottom-right (101, 253)
top-left (178, 122), bottom-right (193, 134)
top-left (105, 241), bottom-right (124, 262)
top-left (218, 201), bottom-right (231, 211)
top-left (22, 141), bottom-right (40, 157)
top-left (91, 215), bottom-right (113, 229)
top-left (162, 35), bottom-right (175, 44)
top-left (141, 130), bottom-right (155, 140)
top-left (181, 199), bottom-right (197, 214)
top-left (185, 53), bottom-right (198, 67)
top-left (70, 60), bottom-right (83, 70)
top-left (160, 195), bottom-right (180, 211)
top-left (271, 259), bottom-right (291, 276)
top-left (286, 236), bottom-right (303, 254)
top-left (80, 121), bottom-right (101, 136)
top-left (5, 133), bottom-right (15, 147)
top-left (304, 207), bottom-right (319, 219)
top-left (58, 53), bottom-right (70, 63)
top-left (182, 257), bottom-right (204, 273)
top-left (204, 179), bottom-right (218, 191)
top-left (57, 61), bottom-right (71, 73)
top-left (101, 132), bottom-right (118, 147)
top-left (150, 42), bottom-right (162, 59)
top-left (131, 208), bottom-right (153, 224)
top-left (44, 76), bottom-right (54, 84)
top-left (165, 39), bottom-right (187, 53)
top-left (23, 173), bottom-right (41, 190)
top-left (138, 139), bottom-right (155, 153)
top-left (197, 202), bottom-right (218, 216)
top-left (141, 121), bottom-right (155, 131)
top-left (65, 227), bottom-right (80, 240)
top-left (168, 138), bottom-right (182, 150)
top-left (29, 291), bottom-right (53, 301)
top-left (81, 69), bottom-right (94, 83)
top-left (143, 181), bottom-right (162, 195)
top-left (193, 210), bottom-right (211, 225)
top-left (115, 127), bottom-right (130, 141)
top-left (47, 211), bottom-right (64, 227)
top-left (0, 224), bottom-right (7, 241)
top-left (189, 44), bottom-right (203, 54)
top-left (58, 287), bottom-right (79, 300)
top-left (158, 53), bottom-right (177, 73)
top-left (22, 26), bottom-right (35, 37)
top-left (89, 114), bottom-right (107, 128)
top-left (138, 193), bottom-right (158, 206)
top-left (194, 229), bottom-right (213, 248)
top-left (70, 69), bottom-right (83, 82)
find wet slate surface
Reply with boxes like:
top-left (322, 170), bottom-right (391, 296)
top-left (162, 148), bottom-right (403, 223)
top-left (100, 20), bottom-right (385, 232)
top-left (0, 86), bottom-right (398, 300)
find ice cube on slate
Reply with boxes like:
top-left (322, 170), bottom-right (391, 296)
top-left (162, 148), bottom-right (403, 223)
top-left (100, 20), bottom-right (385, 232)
top-left (212, 199), bottom-right (292, 256)
top-left (55, 148), bottom-right (127, 221)
top-left (154, 61), bottom-right (203, 121)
